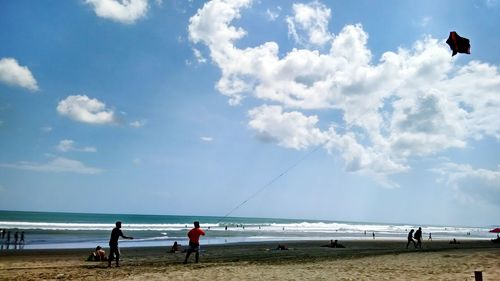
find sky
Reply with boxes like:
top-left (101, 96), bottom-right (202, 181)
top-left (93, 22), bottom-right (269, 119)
top-left (0, 0), bottom-right (499, 227)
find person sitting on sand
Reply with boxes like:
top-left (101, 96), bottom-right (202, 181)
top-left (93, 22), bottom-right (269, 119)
top-left (95, 246), bottom-right (107, 261)
top-left (87, 246), bottom-right (107, 261)
top-left (406, 229), bottom-right (416, 249)
top-left (322, 239), bottom-right (345, 248)
top-left (276, 244), bottom-right (288, 250)
top-left (169, 241), bottom-right (181, 253)
top-left (449, 238), bottom-right (460, 244)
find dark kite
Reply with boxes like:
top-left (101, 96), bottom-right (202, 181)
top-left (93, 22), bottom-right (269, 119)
top-left (446, 31), bottom-right (470, 56)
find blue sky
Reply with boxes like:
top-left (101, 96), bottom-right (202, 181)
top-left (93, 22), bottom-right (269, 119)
top-left (1, 0), bottom-right (499, 226)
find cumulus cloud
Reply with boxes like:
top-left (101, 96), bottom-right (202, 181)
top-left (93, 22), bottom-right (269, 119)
top-left (248, 105), bottom-right (328, 149)
top-left (433, 163), bottom-right (500, 206)
top-left (57, 95), bottom-right (117, 125)
top-left (0, 58), bottom-right (39, 91)
top-left (85, 0), bottom-right (149, 24)
top-left (286, 1), bottom-right (333, 47)
top-left (56, 139), bottom-right (97, 153)
top-left (188, 0), bottom-right (500, 185)
top-left (0, 157), bottom-right (103, 174)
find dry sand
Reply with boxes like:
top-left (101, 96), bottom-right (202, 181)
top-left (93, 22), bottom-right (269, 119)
top-left (1, 240), bottom-right (499, 280)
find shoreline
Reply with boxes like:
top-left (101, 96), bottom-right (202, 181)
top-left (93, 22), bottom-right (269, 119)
top-left (1, 239), bottom-right (499, 280)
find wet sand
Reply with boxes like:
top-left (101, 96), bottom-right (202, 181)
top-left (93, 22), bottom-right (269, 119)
top-left (1, 239), bottom-right (499, 280)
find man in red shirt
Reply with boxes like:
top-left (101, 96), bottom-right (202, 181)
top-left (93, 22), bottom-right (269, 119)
top-left (183, 221), bottom-right (205, 264)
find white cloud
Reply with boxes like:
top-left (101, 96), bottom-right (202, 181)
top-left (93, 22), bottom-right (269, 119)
top-left (248, 105), bottom-right (328, 150)
top-left (0, 58), bottom-right (39, 91)
top-left (56, 139), bottom-right (97, 153)
top-left (413, 16), bottom-right (432, 28)
top-left (266, 8), bottom-right (279, 21)
top-left (0, 157), bottom-right (103, 174)
top-left (57, 95), bottom-right (117, 125)
top-left (286, 1), bottom-right (333, 47)
top-left (85, 0), bottom-right (149, 24)
top-left (193, 48), bottom-right (207, 63)
top-left (130, 120), bottom-right (146, 127)
top-left (40, 126), bottom-right (53, 133)
top-left (188, 0), bottom-right (500, 185)
top-left (433, 163), bottom-right (500, 206)
top-left (201, 136), bottom-right (214, 142)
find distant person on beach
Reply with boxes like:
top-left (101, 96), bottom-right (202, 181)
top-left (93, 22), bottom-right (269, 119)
top-left (0, 229), bottom-right (4, 239)
top-left (414, 227), bottom-right (422, 249)
top-left (170, 241), bottom-right (181, 253)
top-left (107, 221), bottom-right (133, 268)
top-left (406, 229), bottom-right (416, 249)
top-left (20, 232), bottom-right (25, 245)
top-left (322, 240), bottom-right (345, 248)
top-left (183, 221), bottom-right (205, 264)
top-left (14, 231), bottom-right (19, 245)
top-left (372, 232), bottom-right (375, 239)
top-left (428, 233), bottom-right (432, 241)
top-left (449, 238), bottom-right (460, 244)
top-left (276, 244), bottom-right (288, 250)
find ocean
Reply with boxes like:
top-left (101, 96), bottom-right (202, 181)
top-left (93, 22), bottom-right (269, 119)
top-left (0, 210), bottom-right (493, 250)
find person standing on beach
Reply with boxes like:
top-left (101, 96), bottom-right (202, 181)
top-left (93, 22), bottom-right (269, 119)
top-left (183, 221), bottom-right (205, 264)
top-left (406, 229), bottom-right (416, 248)
top-left (108, 221), bottom-right (133, 268)
top-left (372, 232), bottom-right (375, 239)
top-left (414, 227), bottom-right (422, 249)
top-left (6, 231), bottom-right (11, 245)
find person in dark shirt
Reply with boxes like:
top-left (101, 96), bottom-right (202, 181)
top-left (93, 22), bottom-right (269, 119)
top-left (183, 221), bottom-right (205, 264)
top-left (108, 221), bottom-right (133, 268)
top-left (406, 229), bottom-right (416, 249)
top-left (414, 227), bottom-right (423, 249)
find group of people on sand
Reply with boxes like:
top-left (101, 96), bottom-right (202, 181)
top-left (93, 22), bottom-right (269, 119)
top-left (406, 227), bottom-right (423, 249)
top-left (0, 229), bottom-right (25, 250)
top-left (99, 220), bottom-right (206, 267)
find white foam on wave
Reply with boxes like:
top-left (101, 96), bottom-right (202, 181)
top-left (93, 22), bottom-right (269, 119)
top-left (0, 221), bottom-right (490, 237)
top-left (0, 221), bottom-right (220, 231)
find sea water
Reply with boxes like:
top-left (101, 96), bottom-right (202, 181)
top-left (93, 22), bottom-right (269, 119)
top-left (0, 210), bottom-right (493, 250)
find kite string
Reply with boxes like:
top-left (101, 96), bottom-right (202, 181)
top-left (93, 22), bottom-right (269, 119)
top-left (216, 145), bottom-right (323, 225)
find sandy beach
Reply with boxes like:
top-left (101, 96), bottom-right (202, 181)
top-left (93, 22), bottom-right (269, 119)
top-left (1, 239), bottom-right (499, 280)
